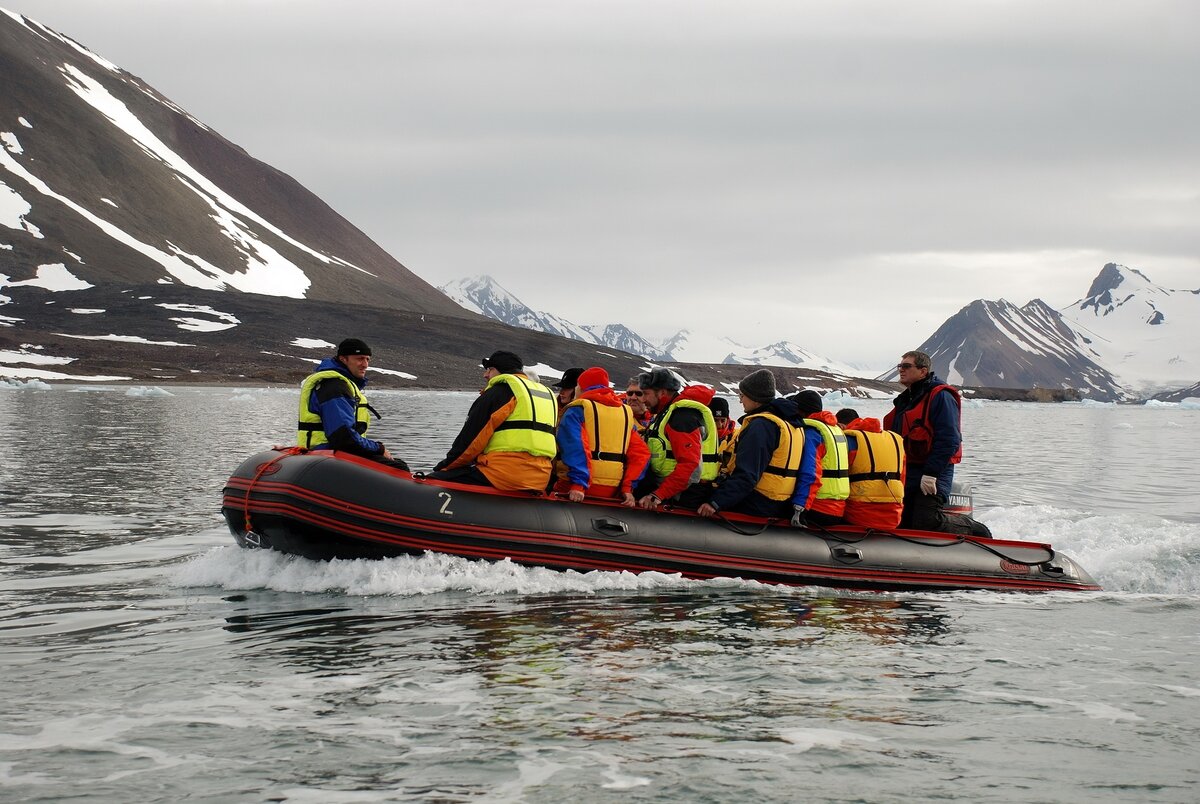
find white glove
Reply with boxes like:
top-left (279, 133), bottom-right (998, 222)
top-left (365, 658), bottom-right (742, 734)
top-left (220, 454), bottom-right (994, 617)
top-left (791, 505), bottom-right (807, 527)
top-left (920, 475), bottom-right (938, 495)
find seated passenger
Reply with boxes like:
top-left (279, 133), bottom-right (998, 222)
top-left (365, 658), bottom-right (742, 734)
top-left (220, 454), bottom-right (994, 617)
top-left (841, 416), bottom-right (905, 530)
top-left (428, 350), bottom-right (557, 492)
top-left (709, 396), bottom-right (738, 458)
top-left (553, 367), bottom-right (584, 418)
top-left (296, 337), bottom-right (408, 469)
top-left (699, 370), bottom-right (807, 520)
top-left (790, 390), bottom-right (850, 527)
top-left (623, 375), bottom-right (654, 430)
top-left (553, 367), bottom-right (650, 505)
top-left (634, 368), bottom-right (720, 510)
top-left (835, 407), bottom-right (859, 428)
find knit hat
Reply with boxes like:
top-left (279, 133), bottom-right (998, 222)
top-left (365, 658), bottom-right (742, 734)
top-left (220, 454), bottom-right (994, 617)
top-left (336, 338), bottom-right (371, 357)
top-left (481, 350), bottom-right (523, 374)
top-left (638, 367), bottom-right (682, 393)
top-left (553, 367), bottom-right (584, 389)
top-left (792, 389), bottom-right (823, 416)
top-left (577, 366), bottom-right (610, 391)
top-left (738, 369), bottom-right (777, 404)
top-left (708, 396), bottom-right (730, 418)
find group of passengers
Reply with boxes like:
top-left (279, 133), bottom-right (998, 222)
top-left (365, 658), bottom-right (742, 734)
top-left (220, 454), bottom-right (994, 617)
top-left (298, 340), bottom-right (981, 535)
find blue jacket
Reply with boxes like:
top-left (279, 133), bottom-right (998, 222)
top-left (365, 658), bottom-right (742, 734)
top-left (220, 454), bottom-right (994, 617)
top-left (790, 424), bottom-right (824, 508)
top-left (306, 357), bottom-right (384, 456)
top-left (712, 397), bottom-right (811, 518)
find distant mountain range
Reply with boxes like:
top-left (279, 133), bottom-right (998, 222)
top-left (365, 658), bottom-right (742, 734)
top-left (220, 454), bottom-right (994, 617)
top-left (886, 263), bottom-right (1199, 400)
top-left (439, 274), bottom-right (863, 375)
top-left (439, 276), bottom-right (672, 361)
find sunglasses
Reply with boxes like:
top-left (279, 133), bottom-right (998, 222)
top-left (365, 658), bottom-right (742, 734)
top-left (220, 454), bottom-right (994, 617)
top-left (626, 390), bottom-right (643, 396)
top-left (896, 363), bottom-right (921, 370)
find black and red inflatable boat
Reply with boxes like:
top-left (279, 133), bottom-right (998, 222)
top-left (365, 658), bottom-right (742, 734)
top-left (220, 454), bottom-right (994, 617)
top-left (221, 449), bottom-right (1101, 593)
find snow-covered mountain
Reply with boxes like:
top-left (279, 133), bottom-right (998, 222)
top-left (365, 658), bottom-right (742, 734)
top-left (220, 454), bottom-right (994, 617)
top-left (438, 275), bottom-right (600, 344)
top-left (1064, 264), bottom-right (1198, 395)
top-left (877, 297), bottom-right (1124, 398)
top-left (0, 11), bottom-right (462, 315)
top-left (723, 341), bottom-right (863, 376)
top-left (439, 275), bottom-right (672, 360)
top-left (439, 276), bottom-right (856, 371)
top-left (882, 263), bottom-right (1199, 399)
top-left (586, 323), bottom-right (670, 362)
top-left (0, 10), bottom-right (653, 388)
top-left (657, 329), bottom-right (748, 364)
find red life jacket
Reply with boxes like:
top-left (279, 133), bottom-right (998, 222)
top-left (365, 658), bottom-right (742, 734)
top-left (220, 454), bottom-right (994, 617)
top-left (883, 383), bottom-right (962, 466)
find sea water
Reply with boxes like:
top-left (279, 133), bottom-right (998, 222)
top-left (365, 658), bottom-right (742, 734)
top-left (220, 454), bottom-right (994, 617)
top-left (1, 386), bottom-right (1198, 802)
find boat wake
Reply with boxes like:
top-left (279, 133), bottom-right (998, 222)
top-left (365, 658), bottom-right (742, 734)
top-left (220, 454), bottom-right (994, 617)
top-left (980, 505), bottom-right (1200, 595)
top-left (171, 546), bottom-right (760, 598)
top-left (174, 500), bottom-right (1200, 598)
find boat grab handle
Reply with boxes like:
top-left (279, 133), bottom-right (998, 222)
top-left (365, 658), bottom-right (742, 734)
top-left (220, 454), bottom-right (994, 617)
top-left (592, 518), bottom-right (629, 537)
top-left (832, 545), bottom-right (864, 563)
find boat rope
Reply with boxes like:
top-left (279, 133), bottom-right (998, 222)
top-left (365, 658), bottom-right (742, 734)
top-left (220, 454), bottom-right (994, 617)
top-left (712, 511), bottom-right (779, 536)
top-left (243, 448), bottom-right (302, 535)
top-left (858, 528), bottom-right (1056, 566)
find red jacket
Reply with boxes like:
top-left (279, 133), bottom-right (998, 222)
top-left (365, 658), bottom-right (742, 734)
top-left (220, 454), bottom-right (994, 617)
top-left (650, 385), bottom-right (715, 501)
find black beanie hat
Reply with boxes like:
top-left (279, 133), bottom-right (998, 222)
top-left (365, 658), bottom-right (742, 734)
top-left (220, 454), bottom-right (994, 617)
top-left (708, 396), bottom-right (730, 417)
top-left (482, 350), bottom-right (523, 374)
top-left (792, 389), bottom-right (823, 416)
top-left (337, 338), bottom-right (371, 357)
top-left (738, 369), bottom-right (777, 404)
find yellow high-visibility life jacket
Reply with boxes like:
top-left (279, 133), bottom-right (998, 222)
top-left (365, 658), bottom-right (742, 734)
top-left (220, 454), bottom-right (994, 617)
top-left (724, 411), bottom-right (805, 501)
top-left (803, 417), bottom-right (850, 501)
top-left (645, 397), bottom-right (720, 482)
top-left (482, 373), bottom-right (558, 458)
top-left (296, 369), bottom-right (371, 449)
top-left (565, 398), bottom-right (635, 487)
top-left (846, 429), bottom-right (905, 503)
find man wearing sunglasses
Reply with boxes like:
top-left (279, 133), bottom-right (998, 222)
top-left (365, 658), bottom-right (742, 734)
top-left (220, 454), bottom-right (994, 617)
top-left (623, 376), bottom-right (654, 429)
top-left (884, 350), bottom-right (962, 531)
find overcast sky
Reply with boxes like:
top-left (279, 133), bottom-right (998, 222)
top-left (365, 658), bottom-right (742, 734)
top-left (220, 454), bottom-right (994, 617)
top-left (13, 0), bottom-right (1200, 367)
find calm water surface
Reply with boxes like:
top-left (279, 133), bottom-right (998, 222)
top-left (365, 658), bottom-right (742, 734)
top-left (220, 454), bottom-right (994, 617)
top-left (2, 386), bottom-right (1198, 802)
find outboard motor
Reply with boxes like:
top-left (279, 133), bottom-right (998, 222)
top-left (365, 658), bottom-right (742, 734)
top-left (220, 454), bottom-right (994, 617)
top-left (945, 479), bottom-right (974, 516)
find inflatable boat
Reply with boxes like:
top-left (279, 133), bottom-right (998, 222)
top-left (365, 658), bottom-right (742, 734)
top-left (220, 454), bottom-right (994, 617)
top-left (221, 449), bottom-right (1101, 593)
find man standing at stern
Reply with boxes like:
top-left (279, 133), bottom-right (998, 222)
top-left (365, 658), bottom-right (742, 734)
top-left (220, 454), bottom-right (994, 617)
top-left (884, 350), bottom-right (962, 531)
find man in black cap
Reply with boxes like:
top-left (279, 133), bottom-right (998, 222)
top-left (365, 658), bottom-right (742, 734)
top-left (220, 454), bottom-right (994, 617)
top-left (297, 338), bottom-right (407, 468)
top-left (428, 350), bottom-right (558, 491)
top-left (553, 367), bottom-right (585, 417)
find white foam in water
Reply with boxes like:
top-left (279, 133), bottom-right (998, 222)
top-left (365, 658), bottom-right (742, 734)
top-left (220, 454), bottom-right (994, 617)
top-left (779, 728), bottom-right (880, 752)
top-left (983, 505), bottom-right (1200, 595)
top-left (172, 546), bottom-right (741, 596)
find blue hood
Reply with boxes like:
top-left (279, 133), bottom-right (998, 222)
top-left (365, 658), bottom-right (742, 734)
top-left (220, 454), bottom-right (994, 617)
top-left (315, 356), bottom-right (367, 389)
